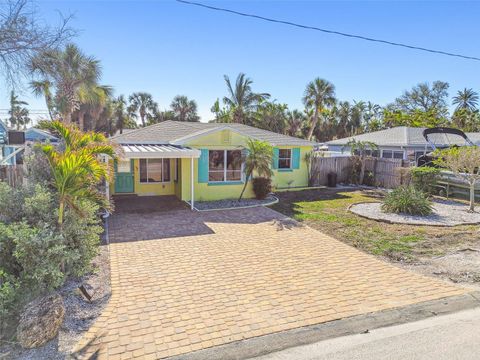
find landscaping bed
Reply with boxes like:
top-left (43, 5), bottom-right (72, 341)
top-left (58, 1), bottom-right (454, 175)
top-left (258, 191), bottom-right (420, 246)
top-left (0, 246), bottom-right (111, 359)
top-left (349, 199), bottom-right (480, 226)
top-left (272, 188), bottom-right (480, 289)
top-left (192, 195), bottom-right (278, 211)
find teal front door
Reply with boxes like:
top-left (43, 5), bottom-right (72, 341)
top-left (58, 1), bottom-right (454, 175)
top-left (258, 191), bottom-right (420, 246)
top-left (114, 159), bottom-right (134, 193)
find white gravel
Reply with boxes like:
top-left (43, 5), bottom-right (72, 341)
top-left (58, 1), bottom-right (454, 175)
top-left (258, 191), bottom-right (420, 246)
top-left (193, 195), bottom-right (278, 211)
top-left (0, 246), bottom-right (111, 360)
top-left (349, 200), bottom-right (480, 226)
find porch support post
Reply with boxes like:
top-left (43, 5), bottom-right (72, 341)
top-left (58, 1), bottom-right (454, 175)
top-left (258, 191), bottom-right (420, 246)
top-left (190, 156), bottom-right (194, 210)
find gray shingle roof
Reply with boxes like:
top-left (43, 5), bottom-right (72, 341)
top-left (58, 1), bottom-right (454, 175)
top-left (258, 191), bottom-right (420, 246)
top-left (327, 126), bottom-right (480, 147)
top-left (111, 120), bottom-right (316, 146)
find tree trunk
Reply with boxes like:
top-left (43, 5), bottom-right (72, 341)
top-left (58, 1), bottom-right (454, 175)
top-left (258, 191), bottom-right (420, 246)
top-left (58, 199), bottom-right (65, 227)
top-left (359, 158), bottom-right (366, 185)
top-left (469, 181), bottom-right (476, 212)
top-left (306, 108), bottom-right (319, 141)
top-left (63, 111), bottom-right (72, 124)
top-left (78, 110), bottom-right (86, 131)
top-left (238, 172), bottom-right (251, 201)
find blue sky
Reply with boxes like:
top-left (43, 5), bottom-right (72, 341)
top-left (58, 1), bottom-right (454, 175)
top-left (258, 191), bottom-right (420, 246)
top-left (1, 0), bottom-right (479, 123)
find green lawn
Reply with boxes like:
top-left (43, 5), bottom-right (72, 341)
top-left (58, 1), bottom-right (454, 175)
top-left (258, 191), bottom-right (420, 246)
top-left (272, 188), bottom-right (477, 261)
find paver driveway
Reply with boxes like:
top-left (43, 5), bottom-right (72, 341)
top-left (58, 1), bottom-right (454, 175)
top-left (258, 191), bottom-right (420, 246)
top-left (76, 206), bottom-right (467, 359)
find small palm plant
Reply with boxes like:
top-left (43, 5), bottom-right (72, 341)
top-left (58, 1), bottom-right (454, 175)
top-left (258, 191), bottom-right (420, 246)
top-left (41, 121), bottom-right (117, 225)
top-left (238, 139), bottom-right (273, 201)
top-left (344, 139), bottom-right (379, 185)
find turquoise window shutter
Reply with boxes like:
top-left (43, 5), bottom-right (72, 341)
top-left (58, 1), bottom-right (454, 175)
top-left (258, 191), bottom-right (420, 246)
top-left (198, 149), bottom-right (209, 183)
top-left (272, 147), bottom-right (279, 169)
top-left (292, 148), bottom-right (300, 169)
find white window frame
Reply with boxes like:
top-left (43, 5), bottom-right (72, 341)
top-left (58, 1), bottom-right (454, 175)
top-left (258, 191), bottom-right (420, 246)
top-left (278, 148), bottom-right (292, 169)
top-left (139, 158), bottom-right (171, 184)
top-left (208, 149), bottom-right (244, 183)
top-left (381, 149), bottom-right (404, 160)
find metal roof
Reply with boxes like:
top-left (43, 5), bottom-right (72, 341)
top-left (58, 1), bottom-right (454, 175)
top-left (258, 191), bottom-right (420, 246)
top-left (120, 144), bottom-right (201, 158)
top-left (327, 126), bottom-right (480, 147)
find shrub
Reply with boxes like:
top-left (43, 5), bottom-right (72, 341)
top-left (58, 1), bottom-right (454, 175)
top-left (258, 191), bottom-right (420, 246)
top-left (382, 186), bottom-right (433, 216)
top-left (13, 223), bottom-right (68, 291)
top-left (252, 177), bottom-right (272, 200)
top-left (410, 167), bottom-right (440, 195)
top-left (0, 182), bottom-right (57, 226)
top-left (62, 200), bottom-right (103, 276)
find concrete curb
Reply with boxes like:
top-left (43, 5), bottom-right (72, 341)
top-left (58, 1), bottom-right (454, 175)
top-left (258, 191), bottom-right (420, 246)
top-left (168, 292), bottom-right (480, 360)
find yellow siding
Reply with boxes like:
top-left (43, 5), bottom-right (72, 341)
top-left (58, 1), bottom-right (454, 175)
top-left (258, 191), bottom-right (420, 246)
top-left (272, 146), bottom-right (310, 189)
top-left (178, 157), bottom-right (254, 202)
top-left (111, 129), bottom-right (313, 201)
top-left (179, 129), bottom-right (312, 201)
top-left (110, 159), bottom-right (176, 196)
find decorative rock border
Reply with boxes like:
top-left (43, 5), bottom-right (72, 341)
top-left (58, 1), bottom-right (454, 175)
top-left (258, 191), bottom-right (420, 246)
top-left (187, 195), bottom-right (279, 212)
top-left (348, 200), bottom-right (480, 227)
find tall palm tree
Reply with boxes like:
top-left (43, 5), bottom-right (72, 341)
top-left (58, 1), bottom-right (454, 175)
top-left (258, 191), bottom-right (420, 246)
top-left (41, 121), bottom-right (116, 225)
top-left (8, 91), bottom-right (30, 129)
top-left (128, 92), bottom-right (158, 127)
top-left (285, 110), bottom-right (306, 137)
top-left (223, 73), bottom-right (270, 124)
top-left (239, 139), bottom-right (273, 200)
top-left (31, 80), bottom-right (55, 120)
top-left (75, 84), bottom-right (113, 131)
top-left (452, 88), bottom-right (479, 111)
top-left (30, 44), bottom-right (102, 124)
top-left (303, 78), bottom-right (336, 141)
top-left (170, 95), bottom-right (200, 122)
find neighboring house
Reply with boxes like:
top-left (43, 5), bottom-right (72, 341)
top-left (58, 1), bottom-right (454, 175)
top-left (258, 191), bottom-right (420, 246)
top-left (327, 126), bottom-right (480, 162)
top-left (109, 120), bottom-right (316, 207)
top-left (25, 127), bottom-right (58, 143)
top-left (1, 124), bottom-right (58, 165)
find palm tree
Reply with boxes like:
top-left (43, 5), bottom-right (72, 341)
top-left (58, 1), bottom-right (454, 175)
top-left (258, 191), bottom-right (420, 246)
top-left (30, 44), bottom-right (102, 124)
top-left (452, 88), bottom-right (479, 111)
top-left (112, 95), bottom-right (128, 134)
top-left (8, 91), bottom-right (31, 129)
top-left (223, 73), bottom-right (270, 124)
top-left (344, 139), bottom-right (379, 185)
top-left (41, 121), bottom-right (116, 225)
top-left (303, 78), bottom-right (336, 141)
top-left (31, 80), bottom-right (55, 120)
top-left (75, 84), bottom-right (113, 131)
top-left (254, 102), bottom-right (288, 134)
top-left (170, 95), bottom-right (200, 122)
top-left (239, 139), bottom-right (273, 200)
top-left (286, 110), bottom-right (306, 137)
top-left (128, 92), bottom-right (158, 127)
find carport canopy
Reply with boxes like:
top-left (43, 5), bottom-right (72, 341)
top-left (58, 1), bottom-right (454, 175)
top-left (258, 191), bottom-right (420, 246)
top-left (110, 143), bottom-right (199, 210)
top-left (120, 143), bottom-right (201, 158)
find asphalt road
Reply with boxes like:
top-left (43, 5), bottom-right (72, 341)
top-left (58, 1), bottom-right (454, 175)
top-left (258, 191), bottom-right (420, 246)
top-left (254, 307), bottom-right (480, 360)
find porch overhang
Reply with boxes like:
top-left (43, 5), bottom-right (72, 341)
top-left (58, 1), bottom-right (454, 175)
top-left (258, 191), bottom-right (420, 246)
top-left (120, 143), bottom-right (201, 159)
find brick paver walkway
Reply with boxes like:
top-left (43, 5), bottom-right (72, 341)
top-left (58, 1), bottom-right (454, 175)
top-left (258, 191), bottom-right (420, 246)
top-left (76, 206), bottom-right (467, 359)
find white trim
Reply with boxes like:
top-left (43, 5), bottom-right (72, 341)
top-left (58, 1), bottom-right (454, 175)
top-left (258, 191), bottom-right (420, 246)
top-left (278, 148), bottom-right (293, 169)
top-left (190, 157), bottom-right (194, 210)
top-left (207, 149), bottom-right (244, 183)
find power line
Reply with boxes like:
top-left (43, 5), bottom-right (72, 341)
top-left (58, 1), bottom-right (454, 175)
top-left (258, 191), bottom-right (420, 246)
top-left (176, 0), bottom-right (480, 62)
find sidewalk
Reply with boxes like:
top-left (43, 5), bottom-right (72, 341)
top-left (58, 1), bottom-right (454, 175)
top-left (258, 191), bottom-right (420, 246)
top-left (254, 306), bottom-right (480, 360)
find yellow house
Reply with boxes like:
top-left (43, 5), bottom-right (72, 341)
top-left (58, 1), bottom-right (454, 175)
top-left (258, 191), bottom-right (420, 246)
top-left (109, 121), bottom-right (316, 208)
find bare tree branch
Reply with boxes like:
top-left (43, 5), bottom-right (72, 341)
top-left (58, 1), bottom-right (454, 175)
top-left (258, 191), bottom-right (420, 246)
top-left (0, 0), bottom-right (75, 89)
